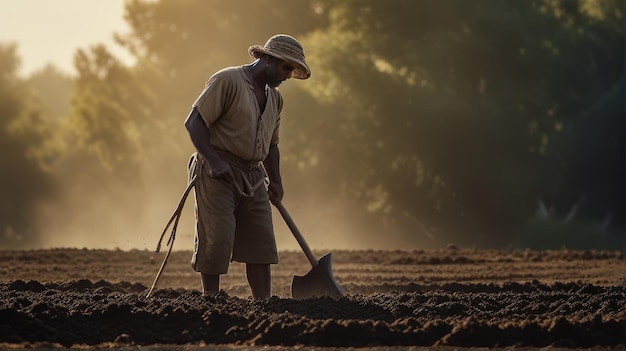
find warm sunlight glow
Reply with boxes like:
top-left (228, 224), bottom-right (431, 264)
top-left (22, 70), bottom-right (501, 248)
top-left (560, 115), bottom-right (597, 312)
top-left (0, 0), bottom-right (134, 76)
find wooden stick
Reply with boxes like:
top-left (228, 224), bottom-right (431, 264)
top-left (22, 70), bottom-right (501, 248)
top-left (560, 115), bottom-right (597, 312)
top-left (274, 201), bottom-right (319, 267)
top-left (146, 176), bottom-right (197, 298)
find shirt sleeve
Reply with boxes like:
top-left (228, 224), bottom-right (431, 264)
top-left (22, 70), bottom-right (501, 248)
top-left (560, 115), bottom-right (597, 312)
top-left (192, 71), bottom-right (233, 128)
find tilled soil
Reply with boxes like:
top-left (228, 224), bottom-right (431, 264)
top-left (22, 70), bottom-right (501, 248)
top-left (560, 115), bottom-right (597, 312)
top-left (0, 248), bottom-right (624, 349)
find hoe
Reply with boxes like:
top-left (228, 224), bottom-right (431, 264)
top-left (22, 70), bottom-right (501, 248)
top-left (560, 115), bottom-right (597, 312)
top-left (147, 176), bottom-right (344, 299)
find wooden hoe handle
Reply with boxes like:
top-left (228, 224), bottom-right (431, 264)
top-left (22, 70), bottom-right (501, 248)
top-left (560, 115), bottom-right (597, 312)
top-left (274, 201), bottom-right (319, 267)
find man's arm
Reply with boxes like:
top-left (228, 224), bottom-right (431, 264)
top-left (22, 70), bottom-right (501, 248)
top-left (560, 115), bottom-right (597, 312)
top-left (263, 143), bottom-right (283, 205)
top-left (184, 107), bottom-right (233, 182)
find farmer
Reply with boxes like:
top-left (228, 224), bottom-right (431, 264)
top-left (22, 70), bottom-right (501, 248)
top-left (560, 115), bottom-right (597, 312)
top-left (184, 34), bottom-right (311, 299)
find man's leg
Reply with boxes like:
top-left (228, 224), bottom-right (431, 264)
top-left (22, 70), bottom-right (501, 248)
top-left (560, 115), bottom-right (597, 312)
top-left (201, 273), bottom-right (220, 295)
top-left (233, 168), bottom-right (277, 299)
top-left (190, 153), bottom-right (236, 295)
top-left (246, 263), bottom-right (271, 299)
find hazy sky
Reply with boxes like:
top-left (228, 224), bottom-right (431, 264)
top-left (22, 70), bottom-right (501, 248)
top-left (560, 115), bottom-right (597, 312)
top-left (0, 0), bottom-right (134, 77)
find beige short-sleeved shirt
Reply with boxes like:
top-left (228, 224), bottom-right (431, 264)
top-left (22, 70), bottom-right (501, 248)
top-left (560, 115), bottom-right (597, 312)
top-left (193, 66), bottom-right (283, 162)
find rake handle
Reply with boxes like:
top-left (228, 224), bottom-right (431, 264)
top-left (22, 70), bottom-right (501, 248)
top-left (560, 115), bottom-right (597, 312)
top-left (274, 201), bottom-right (318, 267)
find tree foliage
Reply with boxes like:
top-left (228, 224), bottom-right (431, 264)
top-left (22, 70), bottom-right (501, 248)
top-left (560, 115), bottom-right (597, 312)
top-left (290, 0), bottom-right (624, 246)
top-left (1, 0), bottom-right (622, 249)
top-left (0, 44), bottom-right (54, 248)
top-left (67, 44), bottom-right (152, 177)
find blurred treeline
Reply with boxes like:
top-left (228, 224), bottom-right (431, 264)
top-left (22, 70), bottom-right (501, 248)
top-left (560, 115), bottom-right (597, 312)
top-left (1, 0), bottom-right (623, 250)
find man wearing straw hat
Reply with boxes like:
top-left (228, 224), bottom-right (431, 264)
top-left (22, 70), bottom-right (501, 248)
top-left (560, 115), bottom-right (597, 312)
top-left (184, 34), bottom-right (311, 299)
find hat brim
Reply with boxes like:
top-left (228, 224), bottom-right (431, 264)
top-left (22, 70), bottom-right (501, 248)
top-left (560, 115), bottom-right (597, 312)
top-left (248, 45), bottom-right (311, 80)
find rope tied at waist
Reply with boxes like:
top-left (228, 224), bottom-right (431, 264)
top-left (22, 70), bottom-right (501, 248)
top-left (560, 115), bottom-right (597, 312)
top-left (215, 150), bottom-right (262, 170)
top-left (197, 151), bottom-right (268, 197)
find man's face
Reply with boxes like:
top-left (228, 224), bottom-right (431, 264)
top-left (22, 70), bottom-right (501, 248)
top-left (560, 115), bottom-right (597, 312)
top-left (266, 58), bottom-right (294, 88)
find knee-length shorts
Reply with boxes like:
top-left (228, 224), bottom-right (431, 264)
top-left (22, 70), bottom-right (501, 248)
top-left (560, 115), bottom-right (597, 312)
top-left (188, 153), bottom-right (279, 274)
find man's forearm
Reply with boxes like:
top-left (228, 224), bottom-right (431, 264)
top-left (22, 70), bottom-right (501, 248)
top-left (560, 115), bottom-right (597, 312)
top-left (184, 107), bottom-right (221, 163)
top-left (264, 144), bottom-right (282, 185)
top-left (184, 107), bottom-right (234, 181)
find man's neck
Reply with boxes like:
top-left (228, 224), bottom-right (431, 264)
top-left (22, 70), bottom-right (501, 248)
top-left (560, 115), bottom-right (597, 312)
top-left (246, 60), bottom-right (267, 89)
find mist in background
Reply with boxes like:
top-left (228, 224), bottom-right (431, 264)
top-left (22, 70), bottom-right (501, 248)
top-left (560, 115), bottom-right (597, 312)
top-left (1, 0), bottom-right (624, 251)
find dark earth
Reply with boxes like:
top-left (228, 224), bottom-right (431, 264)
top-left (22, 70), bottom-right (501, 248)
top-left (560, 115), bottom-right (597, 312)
top-left (0, 248), bottom-right (624, 349)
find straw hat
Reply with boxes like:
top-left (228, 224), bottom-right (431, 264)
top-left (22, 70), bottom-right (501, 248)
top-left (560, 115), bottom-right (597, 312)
top-left (248, 34), bottom-right (311, 79)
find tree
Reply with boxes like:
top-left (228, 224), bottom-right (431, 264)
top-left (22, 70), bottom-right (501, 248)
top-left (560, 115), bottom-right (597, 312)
top-left (45, 0), bottom-right (622, 250)
top-left (291, 0), bottom-right (624, 247)
top-left (0, 44), bottom-right (54, 248)
top-left (36, 0), bottom-right (329, 250)
top-left (114, 0), bottom-right (328, 180)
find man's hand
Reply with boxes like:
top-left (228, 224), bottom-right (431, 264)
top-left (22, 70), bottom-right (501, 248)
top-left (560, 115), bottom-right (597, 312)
top-left (267, 180), bottom-right (284, 205)
top-left (204, 157), bottom-right (234, 183)
top-left (185, 107), bottom-right (234, 183)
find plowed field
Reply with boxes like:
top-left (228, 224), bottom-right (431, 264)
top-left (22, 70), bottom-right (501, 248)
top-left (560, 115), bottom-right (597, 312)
top-left (1, 248), bottom-right (624, 349)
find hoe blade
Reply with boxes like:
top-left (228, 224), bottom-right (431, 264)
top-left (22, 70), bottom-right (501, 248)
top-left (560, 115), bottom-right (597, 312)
top-left (291, 253), bottom-right (344, 299)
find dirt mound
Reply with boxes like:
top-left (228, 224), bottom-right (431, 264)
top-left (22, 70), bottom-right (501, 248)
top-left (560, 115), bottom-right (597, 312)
top-left (0, 249), bottom-right (624, 348)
